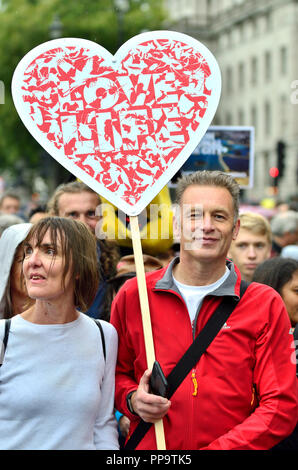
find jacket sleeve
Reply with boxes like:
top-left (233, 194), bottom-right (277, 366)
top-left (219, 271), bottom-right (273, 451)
top-left (110, 289), bottom-right (141, 421)
top-left (203, 294), bottom-right (298, 450)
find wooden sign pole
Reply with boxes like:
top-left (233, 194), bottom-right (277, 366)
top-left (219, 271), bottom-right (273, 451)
top-left (130, 215), bottom-right (166, 450)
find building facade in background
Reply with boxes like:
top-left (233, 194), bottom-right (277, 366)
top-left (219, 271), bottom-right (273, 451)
top-left (164, 0), bottom-right (298, 202)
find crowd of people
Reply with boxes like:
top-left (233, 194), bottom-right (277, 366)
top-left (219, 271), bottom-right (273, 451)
top-left (0, 171), bottom-right (297, 450)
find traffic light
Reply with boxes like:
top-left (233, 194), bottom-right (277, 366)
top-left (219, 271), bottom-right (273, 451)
top-left (269, 166), bottom-right (279, 188)
top-left (269, 167), bottom-right (279, 178)
top-left (276, 140), bottom-right (286, 178)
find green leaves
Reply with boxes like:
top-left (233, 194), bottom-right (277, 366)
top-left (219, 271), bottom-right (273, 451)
top-left (0, 0), bottom-right (166, 176)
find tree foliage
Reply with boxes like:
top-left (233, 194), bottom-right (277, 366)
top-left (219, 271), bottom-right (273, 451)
top-left (0, 0), bottom-right (166, 177)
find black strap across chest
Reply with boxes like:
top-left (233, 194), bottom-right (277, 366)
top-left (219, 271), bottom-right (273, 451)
top-left (124, 280), bottom-right (250, 450)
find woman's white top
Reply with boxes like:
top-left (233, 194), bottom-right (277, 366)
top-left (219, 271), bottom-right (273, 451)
top-left (0, 313), bottom-right (119, 450)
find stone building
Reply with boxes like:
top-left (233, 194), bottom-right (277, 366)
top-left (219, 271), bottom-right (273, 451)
top-left (164, 0), bottom-right (298, 202)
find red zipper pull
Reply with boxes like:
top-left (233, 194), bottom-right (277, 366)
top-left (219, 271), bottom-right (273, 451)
top-left (191, 369), bottom-right (198, 396)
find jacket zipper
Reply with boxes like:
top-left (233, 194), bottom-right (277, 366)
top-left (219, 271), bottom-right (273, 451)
top-left (161, 289), bottom-right (199, 447)
top-left (188, 366), bottom-right (197, 448)
top-left (189, 320), bottom-right (198, 448)
top-left (191, 319), bottom-right (198, 397)
top-left (191, 368), bottom-right (198, 396)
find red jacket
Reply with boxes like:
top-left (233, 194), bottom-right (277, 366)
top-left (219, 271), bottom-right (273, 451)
top-left (110, 259), bottom-right (298, 450)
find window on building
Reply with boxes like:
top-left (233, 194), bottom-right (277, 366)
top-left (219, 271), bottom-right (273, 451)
top-left (251, 57), bottom-right (258, 85)
top-left (238, 23), bottom-right (244, 41)
top-left (226, 66), bottom-right (233, 94)
top-left (280, 46), bottom-right (287, 75)
top-left (238, 62), bottom-right (244, 89)
top-left (251, 105), bottom-right (257, 137)
top-left (213, 114), bottom-right (221, 125)
top-left (264, 101), bottom-right (271, 136)
top-left (226, 112), bottom-right (233, 125)
top-left (280, 95), bottom-right (287, 134)
top-left (228, 30), bottom-right (233, 47)
top-left (251, 17), bottom-right (258, 36)
top-left (265, 51), bottom-right (272, 81)
top-left (207, 0), bottom-right (213, 15)
top-left (265, 11), bottom-right (272, 32)
top-left (220, 32), bottom-right (227, 49)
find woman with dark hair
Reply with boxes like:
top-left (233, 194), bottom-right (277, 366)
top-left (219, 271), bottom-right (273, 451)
top-left (253, 257), bottom-right (298, 451)
top-left (253, 257), bottom-right (298, 328)
top-left (0, 217), bottom-right (119, 450)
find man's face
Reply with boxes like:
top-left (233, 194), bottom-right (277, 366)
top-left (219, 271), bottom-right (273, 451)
top-left (228, 228), bottom-right (271, 281)
top-left (0, 196), bottom-right (20, 214)
top-left (57, 191), bottom-right (100, 234)
top-left (177, 185), bottom-right (239, 264)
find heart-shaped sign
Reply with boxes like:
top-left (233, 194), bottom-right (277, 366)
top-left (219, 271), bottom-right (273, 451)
top-left (12, 31), bottom-right (221, 216)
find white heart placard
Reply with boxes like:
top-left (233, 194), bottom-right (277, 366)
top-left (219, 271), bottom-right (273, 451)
top-left (12, 31), bottom-right (221, 216)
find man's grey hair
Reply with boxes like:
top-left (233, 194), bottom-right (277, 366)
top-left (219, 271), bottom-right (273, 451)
top-left (0, 214), bottom-right (25, 236)
top-left (271, 210), bottom-right (298, 237)
top-left (175, 170), bottom-right (240, 225)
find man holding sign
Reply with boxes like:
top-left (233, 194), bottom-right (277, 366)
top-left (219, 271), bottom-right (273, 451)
top-left (110, 170), bottom-right (298, 450)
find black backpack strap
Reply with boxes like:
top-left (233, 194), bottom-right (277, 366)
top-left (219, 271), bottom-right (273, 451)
top-left (0, 319), bottom-right (11, 367)
top-left (124, 280), bottom-right (250, 450)
top-left (94, 319), bottom-right (106, 361)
